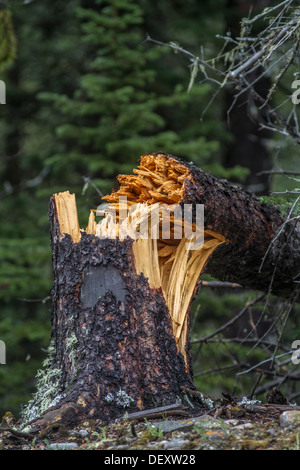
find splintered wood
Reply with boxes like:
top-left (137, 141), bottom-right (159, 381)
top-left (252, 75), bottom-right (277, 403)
top-left (97, 153), bottom-right (227, 367)
top-left (54, 191), bottom-right (81, 243)
top-left (54, 154), bottom-right (227, 368)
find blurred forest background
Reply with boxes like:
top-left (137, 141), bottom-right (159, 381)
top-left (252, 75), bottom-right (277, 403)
top-left (1, 0), bottom-right (300, 418)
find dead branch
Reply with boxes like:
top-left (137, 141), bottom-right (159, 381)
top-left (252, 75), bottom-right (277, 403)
top-left (146, 0), bottom-right (300, 144)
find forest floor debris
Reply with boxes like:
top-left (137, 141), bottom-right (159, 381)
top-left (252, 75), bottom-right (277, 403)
top-left (1, 401), bottom-right (300, 451)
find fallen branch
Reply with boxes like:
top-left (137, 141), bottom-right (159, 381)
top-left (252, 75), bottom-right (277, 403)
top-left (200, 281), bottom-right (243, 289)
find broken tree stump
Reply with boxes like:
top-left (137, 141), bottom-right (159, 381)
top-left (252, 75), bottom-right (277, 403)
top-left (21, 152), bottom-right (300, 429)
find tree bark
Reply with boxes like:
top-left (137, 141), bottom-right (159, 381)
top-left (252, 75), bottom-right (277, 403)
top-left (181, 160), bottom-right (300, 299)
top-left (21, 152), bottom-right (300, 429)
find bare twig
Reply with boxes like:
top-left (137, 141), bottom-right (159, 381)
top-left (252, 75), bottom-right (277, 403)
top-left (82, 176), bottom-right (104, 198)
top-left (259, 195), bottom-right (300, 274)
top-left (261, 36), bottom-right (300, 108)
top-left (244, 0), bottom-right (294, 25)
top-left (123, 403), bottom-right (188, 421)
top-left (200, 281), bottom-right (243, 289)
top-left (193, 363), bottom-right (239, 378)
top-left (192, 293), bottom-right (265, 344)
top-left (257, 170), bottom-right (300, 176)
top-left (236, 349), bottom-right (296, 376)
top-left (145, 35), bottom-right (227, 78)
top-left (146, 1), bottom-right (300, 144)
top-left (249, 371), bottom-right (264, 399)
top-left (16, 296), bottom-right (51, 303)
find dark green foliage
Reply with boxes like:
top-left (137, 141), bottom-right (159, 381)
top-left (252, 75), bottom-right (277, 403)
top-left (39, 0), bottom-right (226, 201)
top-left (259, 194), bottom-right (300, 219)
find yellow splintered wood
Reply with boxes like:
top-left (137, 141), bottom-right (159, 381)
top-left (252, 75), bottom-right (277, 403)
top-left (54, 191), bottom-right (81, 243)
top-left (170, 237), bottom-right (224, 366)
top-left (95, 153), bottom-right (228, 368)
top-left (103, 153), bottom-right (191, 206)
top-left (133, 237), bottom-right (161, 290)
top-left (133, 232), bottom-right (226, 367)
top-left (86, 210), bottom-right (97, 235)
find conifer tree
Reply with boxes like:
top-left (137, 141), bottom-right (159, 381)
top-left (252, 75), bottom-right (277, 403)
top-left (42, 0), bottom-right (220, 199)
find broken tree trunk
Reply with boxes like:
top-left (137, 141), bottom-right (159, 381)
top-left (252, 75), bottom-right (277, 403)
top-left (21, 152), bottom-right (300, 429)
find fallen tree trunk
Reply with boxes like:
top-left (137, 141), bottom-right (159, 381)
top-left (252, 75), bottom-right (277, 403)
top-left (21, 152), bottom-right (300, 429)
top-left (181, 163), bottom-right (300, 299)
top-left (101, 153), bottom-right (300, 299)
